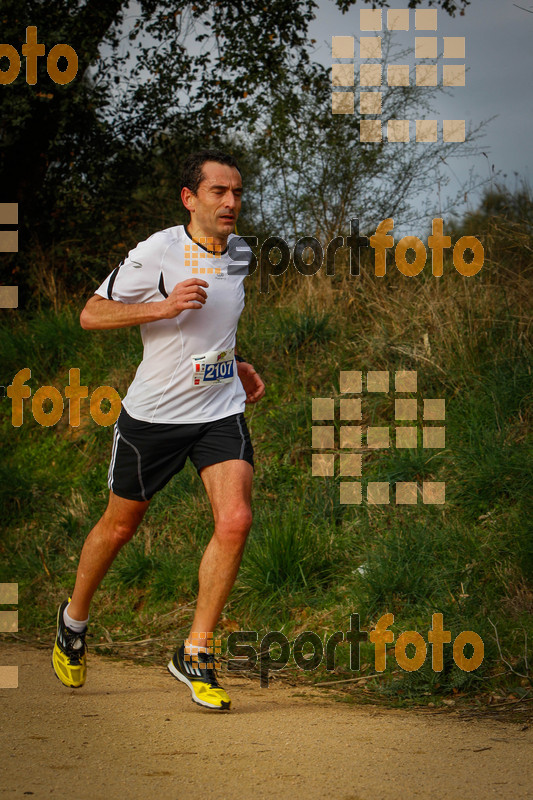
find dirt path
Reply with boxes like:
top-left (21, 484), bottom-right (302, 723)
top-left (0, 644), bottom-right (531, 799)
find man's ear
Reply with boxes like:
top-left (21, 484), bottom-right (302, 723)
top-left (181, 186), bottom-right (195, 214)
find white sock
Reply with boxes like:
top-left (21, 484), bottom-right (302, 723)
top-left (184, 639), bottom-right (209, 655)
top-left (64, 604), bottom-right (89, 633)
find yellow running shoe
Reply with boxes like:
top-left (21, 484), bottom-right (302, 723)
top-left (52, 599), bottom-right (87, 688)
top-left (168, 644), bottom-right (231, 710)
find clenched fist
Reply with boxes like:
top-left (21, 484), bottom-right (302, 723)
top-left (160, 278), bottom-right (210, 318)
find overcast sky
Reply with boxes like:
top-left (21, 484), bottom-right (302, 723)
top-left (309, 0), bottom-right (532, 221)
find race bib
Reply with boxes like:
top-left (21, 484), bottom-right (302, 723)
top-left (191, 347), bottom-right (236, 386)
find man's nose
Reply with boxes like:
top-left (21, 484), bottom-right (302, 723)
top-left (224, 191), bottom-right (238, 208)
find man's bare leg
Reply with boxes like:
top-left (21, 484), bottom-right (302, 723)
top-left (188, 459), bottom-right (253, 649)
top-left (68, 491), bottom-right (150, 621)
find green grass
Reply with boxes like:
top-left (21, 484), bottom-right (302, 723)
top-left (0, 246), bottom-right (531, 707)
top-left (235, 501), bottom-right (337, 607)
top-left (270, 308), bottom-right (335, 353)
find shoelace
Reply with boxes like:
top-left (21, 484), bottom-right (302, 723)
top-left (62, 628), bottom-right (87, 661)
top-left (196, 652), bottom-right (221, 688)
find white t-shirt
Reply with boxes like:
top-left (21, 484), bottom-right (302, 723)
top-left (95, 225), bottom-right (252, 424)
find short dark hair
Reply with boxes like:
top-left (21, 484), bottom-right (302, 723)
top-left (181, 150), bottom-right (241, 196)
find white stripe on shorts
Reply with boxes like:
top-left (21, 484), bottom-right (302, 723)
top-left (107, 423), bottom-right (120, 490)
top-left (235, 413), bottom-right (246, 460)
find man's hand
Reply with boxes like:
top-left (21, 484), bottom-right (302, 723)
top-left (237, 362), bottom-right (265, 404)
top-left (160, 278), bottom-right (209, 319)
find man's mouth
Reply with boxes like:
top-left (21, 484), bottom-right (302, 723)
top-left (219, 215), bottom-right (235, 223)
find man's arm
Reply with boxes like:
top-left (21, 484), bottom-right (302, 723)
top-left (80, 278), bottom-right (209, 330)
top-left (234, 338), bottom-right (265, 403)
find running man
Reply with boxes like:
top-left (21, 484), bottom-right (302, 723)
top-left (52, 150), bottom-right (265, 710)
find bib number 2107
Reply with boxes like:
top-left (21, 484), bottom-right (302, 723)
top-left (204, 360), bottom-right (234, 381)
top-left (191, 348), bottom-right (235, 386)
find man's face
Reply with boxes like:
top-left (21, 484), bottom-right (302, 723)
top-left (183, 161), bottom-right (242, 242)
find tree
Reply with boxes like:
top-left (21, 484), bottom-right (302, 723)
top-left (451, 179), bottom-right (533, 277)
top-left (0, 0), bottom-right (472, 302)
top-left (1, 0), bottom-right (473, 213)
top-left (0, 0), bottom-right (320, 299)
top-left (243, 36), bottom-right (486, 247)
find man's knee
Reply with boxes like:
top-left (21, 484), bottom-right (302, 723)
top-left (102, 493), bottom-right (148, 548)
top-left (102, 509), bottom-right (143, 548)
top-left (214, 506), bottom-right (253, 547)
top-left (111, 521), bottom-right (139, 547)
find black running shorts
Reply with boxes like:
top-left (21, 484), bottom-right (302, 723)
top-left (108, 406), bottom-right (254, 502)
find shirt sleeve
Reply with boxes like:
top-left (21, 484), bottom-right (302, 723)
top-left (94, 233), bottom-right (167, 303)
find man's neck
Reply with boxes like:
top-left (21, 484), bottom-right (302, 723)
top-left (186, 223), bottom-right (228, 252)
